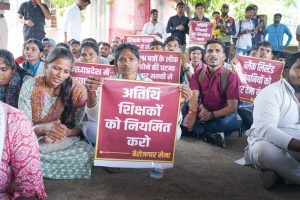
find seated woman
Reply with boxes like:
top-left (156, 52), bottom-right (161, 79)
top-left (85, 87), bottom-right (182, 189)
top-left (20, 38), bottom-right (45, 77)
top-left (83, 43), bottom-right (192, 174)
top-left (18, 47), bottom-right (93, 179)
top-left (84, 43), bottom-right (192, 143)
top-left (78, 41), bottom-right (109, 64)
top-left (0, 101), bottom-right (47, 199)
top-left (0, 49), bottom-right (29, 108)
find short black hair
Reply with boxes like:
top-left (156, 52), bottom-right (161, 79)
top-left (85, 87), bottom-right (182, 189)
top-left (205, 39), bottom-right (226, 53)
top-left (56, 42), bottom-right (70, 50)
top-left (212, 11), bottom-right (220, 16)
top-left (284, 52), bottom-right (300, 70)
top-left (257, 41), bottom-right (272, 49)
top-left (68, 39), bottom-right (80, 45)
top-left (80, 0), bottom-right (91, 4)
top-left (114, 44), bottom-right (140, 66)
top-left (245, 5), bottom-right (255, 12)
top-left (164, 36), bottom-right (180, 46)
top-left (82, 38), bottom-right (97, 44)
top-left (150, 40), bottom-right (164, 48)
top-left (176, 2), bottom-right (185, 7)
top-left (188, 46), bottom-right (203, 54)
top-left (195, 3), bottom-right (205, 9)
top-left (80, 41), bottom-right (99, 55)
top-left (98, 42), bottom-right (111, 49)
top-left (274, 13), bottom-right (282, 18)
top-left (150, 9), bottom-right (158, 14)
top-left (276, 51), bottom-right (290, 60)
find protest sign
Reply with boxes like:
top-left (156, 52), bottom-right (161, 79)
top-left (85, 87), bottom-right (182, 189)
top-left (124, 35), bottom-right (156, 50)
top-left (94, 79), bottom-right (181, 169)
top-left (189, 21), bottom-right (213, 45)
top-left (236, 55), bottom-right (284, 102)
top-left (139, 50), bottom-right (181, 83)
top-left (71, 62), bottom-right (115, 84)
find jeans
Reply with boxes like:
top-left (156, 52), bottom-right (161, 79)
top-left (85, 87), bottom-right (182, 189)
top-left (236, 47), bottom-right (251, 56)
top-left (192, 113), bottom-right (243, 136)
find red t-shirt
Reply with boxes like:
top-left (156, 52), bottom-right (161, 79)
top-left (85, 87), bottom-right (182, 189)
top-left (189, 66), bottom-right (240, 111)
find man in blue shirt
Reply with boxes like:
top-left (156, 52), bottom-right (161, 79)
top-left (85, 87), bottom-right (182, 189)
top-left (264, 13), bottom-right (292, 56)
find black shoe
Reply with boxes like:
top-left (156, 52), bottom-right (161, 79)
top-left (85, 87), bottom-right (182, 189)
top-left (202, 132), bottom-right (214, 143)
top-left (211, 132), bottom-right (226, 148)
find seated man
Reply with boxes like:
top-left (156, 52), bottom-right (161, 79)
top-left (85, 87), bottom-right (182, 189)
top-left (183, 39), bottom-right (242, 147)
top-left (244, 52), bottom-right (300, 189)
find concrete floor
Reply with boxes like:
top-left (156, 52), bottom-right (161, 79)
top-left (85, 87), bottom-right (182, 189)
top-left (44, 133), bottom-right (300, 200)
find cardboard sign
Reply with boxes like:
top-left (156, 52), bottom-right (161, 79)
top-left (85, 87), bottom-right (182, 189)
top-left (124, 35), bottom-right (156, 50)
top-left (189, 21), bottom-right (213, 45)
top-left (94, 79), bottom-right (181, 169)
top-left (139, 50), bottom-right (181, 83)
top-left (236, 55), bottom-right (284, 102)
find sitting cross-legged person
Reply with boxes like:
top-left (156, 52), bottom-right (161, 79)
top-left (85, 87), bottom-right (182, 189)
top-left (18, 47), bottom-right (94, 179)
top-left (183, 39), bottom-right (242, 148)
top-left (0, 101), bottom-right (47, 199)
top-left (244, 52), bottom-right (300, 189)
top-left (0, 49), bottom-right (30, 108)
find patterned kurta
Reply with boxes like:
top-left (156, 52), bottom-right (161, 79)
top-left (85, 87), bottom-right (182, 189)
top-left (18, 77), bottom-right (94, 179)
top-left (0, 102), bottom-right (47, 199)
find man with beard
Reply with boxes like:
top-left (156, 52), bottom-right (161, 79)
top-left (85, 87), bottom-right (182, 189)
top-left (264, 13), bottom-right (292, 56)
top-left (69, 39), bottom-right (81, 60)
top-left (244, 52), bottom-right (300, 189)
top-left (251, 4), bottom-right (265, 49)
top-left (142, 9), bottom-right (167, 42)
top-left (183, 39), bottom-right (242, 147)
top-left (213, 4), bottom-right (236, 62)
top-left (41, 37), bottom-right (56, 60)
top-left (18, 0), bottom-right (51, 41)
top-left (63, 0), bottom-right (91, 42)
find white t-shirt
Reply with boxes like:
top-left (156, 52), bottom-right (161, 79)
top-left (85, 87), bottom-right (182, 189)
top-left (63, 4), bottom-right (81, 41)
top-left (236, 18), bottom-right (255, 50)
top-left (142, 21), bottom-right (167, 42)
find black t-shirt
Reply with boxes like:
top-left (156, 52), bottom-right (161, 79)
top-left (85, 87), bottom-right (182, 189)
top-left (18, 0), bottom-right (50, 41)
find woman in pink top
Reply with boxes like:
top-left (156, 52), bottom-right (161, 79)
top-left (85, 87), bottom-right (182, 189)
top-left (0, 101), bottom-right (47, 199)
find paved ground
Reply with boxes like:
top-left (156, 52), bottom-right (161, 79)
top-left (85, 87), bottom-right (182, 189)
top-left (44, 133), bottom-right (300, 200)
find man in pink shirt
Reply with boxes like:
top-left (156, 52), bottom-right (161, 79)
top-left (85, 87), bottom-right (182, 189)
top-left (183, 39), bottom-right (242, 147)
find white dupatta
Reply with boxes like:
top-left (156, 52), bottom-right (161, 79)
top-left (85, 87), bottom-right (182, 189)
top-left (0, 102), bottom-right (6, 163)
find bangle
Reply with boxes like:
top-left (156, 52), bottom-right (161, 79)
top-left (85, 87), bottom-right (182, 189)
top-left (188, 108), bottom-right (196, 114)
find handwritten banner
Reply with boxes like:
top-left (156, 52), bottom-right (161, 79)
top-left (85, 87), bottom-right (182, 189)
top-left (94, 79), bottom-right (181, 168)
top-left (189, 21), bottom-right (213, 45)
top-left (139, 50), bottom-right (181, 83)
top-left (236, 56), bottom-right (284, 102)
top-left (71, 62), bottom-right (115, 85)
top-left (124, 35), bottom-right (156, 50)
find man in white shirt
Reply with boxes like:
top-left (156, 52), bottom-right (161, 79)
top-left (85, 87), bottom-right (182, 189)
top-left (142, 9), bottom-right (167, 42)
top-left (235, 5), bottom-right (255, 55)
top-left (244, 52), bottom-right (300, 189)
top-left (63, 0), bottom-right (90, 42)
top-left (0, 0), bottom-right (10, 49)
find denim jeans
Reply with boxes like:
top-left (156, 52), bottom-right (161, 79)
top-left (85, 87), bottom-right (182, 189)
top-left (192, 113), bottom-right (243, 136)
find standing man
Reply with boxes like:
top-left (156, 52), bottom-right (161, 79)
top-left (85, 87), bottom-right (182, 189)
top-left (18, 0), bottom-right (51, 42)
top-left (0, 0), bottom-right (10, 49)
top-left (213, 4), bottom-right (236, 61)
top-left (142, 9), bottom-right (167, 42)
top-left (235, 6), bottom-right (255, 55)
top-left (296, 24), bottom-right (300, 52)
top-left (63, 0), bottom-right (91, 42)
top-left (191, 3), bottom-right (210, 22)
top-left (264, 13), bottom-right (292, 56)
top-left (251, 4), bottom-right (265, 48)
top-left (166, 2), bottom-right (189, 53)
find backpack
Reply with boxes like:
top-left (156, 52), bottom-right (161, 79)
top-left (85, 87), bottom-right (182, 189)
top-left (216, 16), bottom-right (234, 27)
top-left (198, 66), bottom-right (230, 92)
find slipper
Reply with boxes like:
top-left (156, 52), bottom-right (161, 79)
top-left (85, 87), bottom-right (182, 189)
top-left (105, 167), bottom-right (121, 173)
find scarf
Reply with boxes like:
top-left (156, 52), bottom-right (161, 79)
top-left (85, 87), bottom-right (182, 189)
top-left (31, 76), bottom-right (87, 126)
top-left (0, 102), bottom-right (6, 164)
top-left (0, 71), bottom-right (23, 108)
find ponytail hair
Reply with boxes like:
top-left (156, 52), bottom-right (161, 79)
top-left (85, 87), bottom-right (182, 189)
top-left (46, 47), bottom-right (75, 125)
